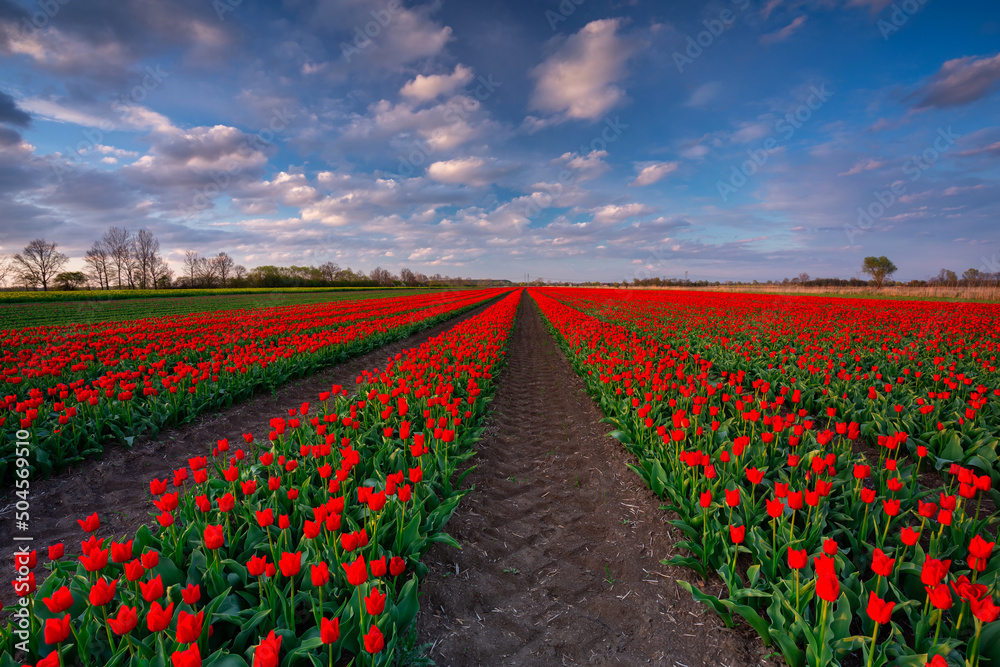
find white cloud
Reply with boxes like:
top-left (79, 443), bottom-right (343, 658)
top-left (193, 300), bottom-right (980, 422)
top-left (427, 157), bottom-right (495, 187)
top-left (529, 19), bottom-right (636, 122)
top-left (555, 149), bottom-right (609, 181)
top-left (685, 82), bottom-right (724, 107)
top-left (591, 202), bottom-right (654, 223)
top-left (630, 161), bottom-right (678, 187)
top-left (401, 65), bottom-right (475, 102)
top-left (837, 157), bottom-right (886, 176)
top-left (760, 16), bottom-right (807, 45)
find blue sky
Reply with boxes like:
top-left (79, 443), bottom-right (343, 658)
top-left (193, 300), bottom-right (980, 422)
top-left (0, 0), bottom-right (998, 282)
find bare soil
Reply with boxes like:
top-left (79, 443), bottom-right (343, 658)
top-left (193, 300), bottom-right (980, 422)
top-left (415, 293), bottom-right (774, 666)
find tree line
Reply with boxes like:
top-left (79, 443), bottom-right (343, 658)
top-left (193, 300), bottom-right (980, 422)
top-left (0, 229), bottom-right (508, 291)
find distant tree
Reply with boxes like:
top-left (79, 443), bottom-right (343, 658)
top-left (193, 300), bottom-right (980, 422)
top-left (931, 268), bottom-right (958, 285)
top-left (196, 256), bottom-right (218, 287)
top-left (212, 252), bottom-right (235, 286)
top-left (232, 264), bottom-right (248, 285)
top-left (102, 226), bottom-right (132, 288)
top-left (798, 272), bottom-right (810, 283)
top-left (55, 271), bottom-right (87, 290)
top-left (153, 258), bottom-right (173, 288)
top-left (861, 256), bottom-right (898, 289)
top-left (369, 266), bottom-right (394, 286)
top-left (318, 261), bottom-right (340, 283)
top-left (132, 228), bottom-right (161, 289)
top-left (0, 252), bottom-right (11, 287)
top-left (962, 268), bottom-right (981, 284)
top-left (13, 238), bottom-right (69, 291)
top-left (184, 251), bottom-right (200, 286)
top-left (399, 267), bottom-right (418, 286)
top-left (84, 240), bottom-right (112, 290)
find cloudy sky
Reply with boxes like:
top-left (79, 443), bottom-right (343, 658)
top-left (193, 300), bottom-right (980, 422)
top-left (1, 0), bottom-right (998, 282)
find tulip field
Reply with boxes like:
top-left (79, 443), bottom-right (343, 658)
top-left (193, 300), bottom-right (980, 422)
top-left (2, 289), bottom-right (520, 666)
top-left (2, 286), bottom-right (998, 667)
top-left (533, 287), bottom-right (999, 667)
top-left (0, 289), bottom-right (498, 486)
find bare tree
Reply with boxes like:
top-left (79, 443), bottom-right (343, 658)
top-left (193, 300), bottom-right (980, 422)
top-left (184, 250), bottom-right (200, 287)
top-left (197, 256), bottom-right (218, 287)
top-left (153, 258), bottom-right (173, 288)
top-left (212, 252), bottom-right (235, 286)
top-left (102, 226), bottom-right (132, 288)
top-left (132, 229), bottom-right (160, 289)
top-left (233, 264), bottom-right (247, 284)
top-left (13, 238), bottom-right (69, 291)
top-left (0, 252), bottom-right (11, 288)
top-left (84, 241), bottom-right (112, 290)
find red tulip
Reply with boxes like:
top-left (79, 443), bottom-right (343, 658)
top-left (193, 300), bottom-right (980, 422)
top-left (971, 596), bottom-right (1000, 623)
top-left (968, 535), bottom-right (995, 572)
top-left (925, 584), bottom-right (953, 611)
top-left (279, 552), bottom-right (301, 577)
top-left (900, 527), bottom-right (920, 546)
top-left (729, 525), bottom-right (745, 544)
top-left (171, 643), bottom-right (202, 667)
top-left (310, 562), bottom-right (330, 587)
top-left (42, 586), bottom-right (74, 614)
top-left (253, 630), bottom-right (282, 667)
top-left (181, 584), bottom-right (201, 605)
top-left (140, 575), bottom-right (164, 602)
top-left (47, 543), bottom-right (64, 560)
top-left (698, 491), bottom-right (711, 508)
top-left (110, 540), bottom-right (133, 563)
top-left (390, 556), bottom-right (406, 576)
top-left (124, 559), bottom-right (146, 582)
top-left (321, 617), bottom-right (340, 644)
top-left (146, 601), bottom-right (174, 633)
top-left (871, 549), bottom-right (895, 577)
top-left (920, 557), bottom-right (951, 587)
top-left (88, 577), bottom-right (117, 607)
top-left (77, 512), bottom-right (100, 533)
top-left (43, 614), bottom-right (71, 645)
top-left (787, 548), bottom-right (807, 570)
top-left (724, 488), bottom-right (740, 507)
top-left (765, 498), bottom-right (784, 519)
top-left (814, 555), bottom-right (839, 602)
top-left (370, 556), bottom-right (387, 577)
top-left (342, 555), bottom-right (367, 586)
top-left (866, 591), bottom-right (894, 624)
top-left (176, 610), bottom-right (204, 644)
top-left (363, 625), bottom-right (385, 654)
top-left (203, 525), bottom-right (225, 550)
top-left (364, 587), bottom-right (386, 615)
top-left (108, 605), bottom-right (138, 635)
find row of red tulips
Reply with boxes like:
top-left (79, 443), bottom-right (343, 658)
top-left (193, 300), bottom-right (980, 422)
top-left (0, 289), bottom-right (499, 486)
top-left (533, 287), bottom-right (998, 667)
top-left (1, 289), bottom-right (521, 667)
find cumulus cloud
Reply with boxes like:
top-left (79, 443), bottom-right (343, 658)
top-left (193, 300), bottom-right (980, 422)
top-left (529, 19), bottom-right (637, 122)
top-left (555, 150), bottom-right (609, 182)
top-left (426, 157), bottom-right (513, 187)
top-left (401, 65), bottom-right (474, 102)
top-left (590, 202), bottom-right (654, 223)
top-left (909, 53), bottom-right (1000, 109)
top-left (629, 162), bottom-right (678, 187)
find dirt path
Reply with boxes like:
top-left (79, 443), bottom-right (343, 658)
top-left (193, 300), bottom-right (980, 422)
top-left (415, 292), bottom-right (773, 666)
top-left (0, 298), bottom-right (498, 610)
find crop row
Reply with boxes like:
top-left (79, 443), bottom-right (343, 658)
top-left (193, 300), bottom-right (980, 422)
top-left (2, 289), bottom-right (522, 667)
top-left (1, 289), bottom-right (499, 486)
top-left (533, 287), bottom-right (999, 667)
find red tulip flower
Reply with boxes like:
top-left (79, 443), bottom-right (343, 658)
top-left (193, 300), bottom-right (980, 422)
top-left (698, 491), bottom-right (711, 508)
top-left (125, 559), bottom-right (146, 582)
top-left (140, 575), bottom-right (164, 602)
top-left (971, 596), bottom-right (1000, 623)
top-left (787, 548), bottom-right (807, 570)
top-left (321, 617), bottom-right (340, 644)
top-left (146, 601), bottom-right (174, 633)
top-left (42, 586), bottom-right (74, 614)
top-left (310, 562), bottom-right (330, 587)
top-left (814, 555), bottom-right (840, 602)
top-left (171, 643), bottom-right (202, 667)
top-left (363, 625), bottom-right (385, 654)
top-left (88, 577), bottom-right (117, 607)
top-left (47, 543), bottom-right (64, 560)
top-left (925, 584), bottom-right (953, 610)
top-left (108, 605), bottom-right (138, 635)
top-left (766, 498), bottom-right (784, 519)
top-left (724, 489), bottom-right (740, 507)
top-left (364, 587), bottom-right (386, 615)
top-left (921, 557), bottom-right (951, 587)
top-left (968, 535), bottom-right (995, 572)
top-left (176, 610), bottom-right (204, 644)
top-left (390, 556), bottom-right (406, 576)
top-left (871, 549), bottom-right (895, 578)
top-left (370, 556), bottom-right (387, 578)
top-left (342, 555), bottom-right (367, 586)
top-left (866, 591), bottom-right (895, 624)
top-left (203, 525), bottom-right (225, 550)
top-left (279, 552), bottom-right (302, 577)
top-left (181, 584), bottom-right (201, 605)
top-left (77, 512), bottom-right (100, 533)
top-left (254, 630), bottom-right (282, 667)
top-left (729, 525), bottom-right (745, 545)
top-left (44, 614), bottom-right (71, 645)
